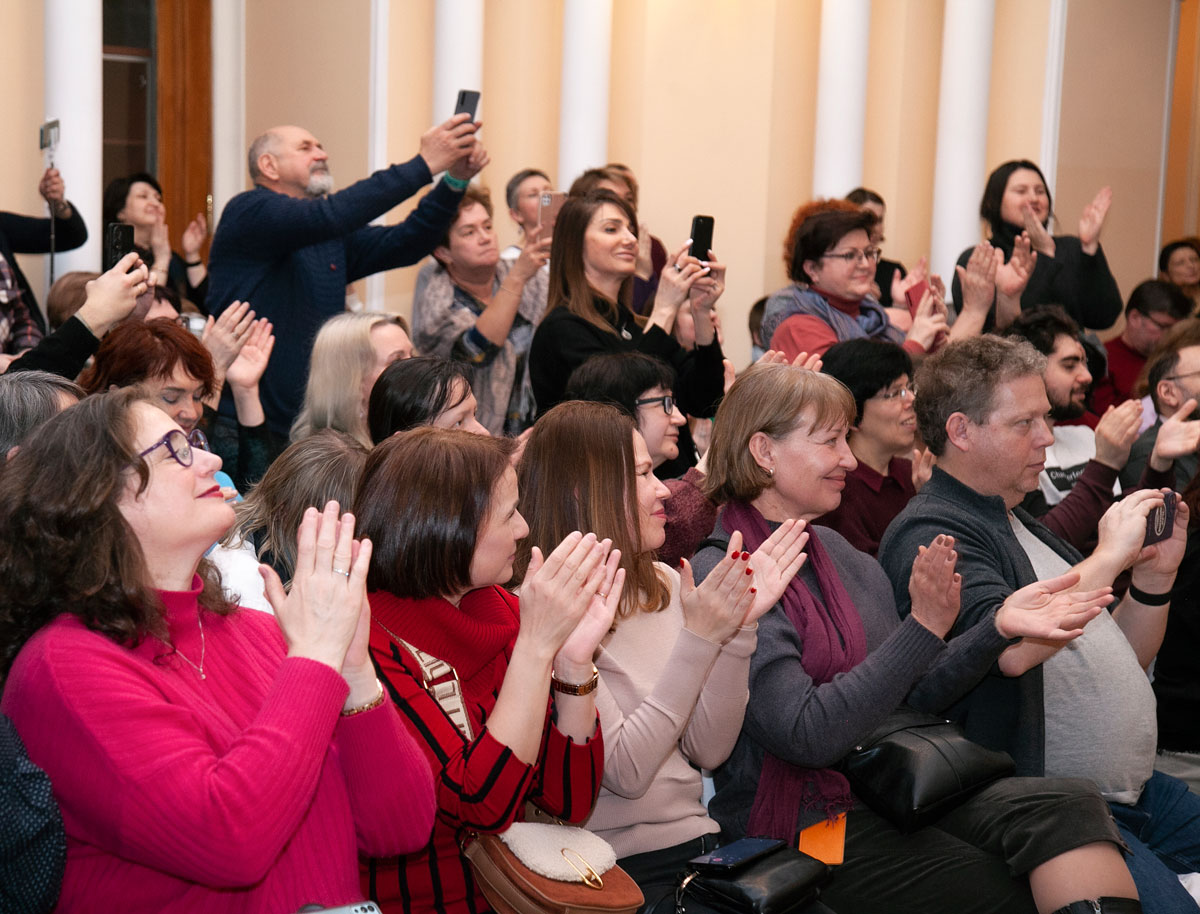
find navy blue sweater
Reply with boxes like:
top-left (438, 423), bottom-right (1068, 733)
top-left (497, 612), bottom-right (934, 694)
top-left (207, 155), bottom-right (462, 435)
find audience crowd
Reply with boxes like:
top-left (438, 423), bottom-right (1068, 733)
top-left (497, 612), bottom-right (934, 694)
top-left (4, 102), bottom-right (1200, 914)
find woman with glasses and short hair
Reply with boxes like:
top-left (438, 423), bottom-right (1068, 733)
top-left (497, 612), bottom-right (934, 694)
top-left (0, 390), bottom-right (436, 911)
top-left (762, 201), bottom-right (949, 361)
top-left (817, 339), bottom-right (923, 557)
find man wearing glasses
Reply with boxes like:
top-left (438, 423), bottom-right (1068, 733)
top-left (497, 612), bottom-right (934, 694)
top-left (1120, 340), bottom-right (1200, 493)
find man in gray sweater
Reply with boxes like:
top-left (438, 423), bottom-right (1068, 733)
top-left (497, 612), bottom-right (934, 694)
top-left (878, 335), bottom-right (1199, 914)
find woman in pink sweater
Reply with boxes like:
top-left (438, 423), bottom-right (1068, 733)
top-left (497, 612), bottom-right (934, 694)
top-left (514, 401), bottom-right (809, 912)
top-left (0, 390), bottom-right (436, 913)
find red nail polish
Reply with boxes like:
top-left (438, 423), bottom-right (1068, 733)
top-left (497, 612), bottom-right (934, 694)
top-left (741, 552), bottom-right (750, 561)
top-left (750, 587), bottom-right (757, 594)
top-left (679, 558), bottom-right (685, 567)
top-left (746, 568), bottom-right (753, 576)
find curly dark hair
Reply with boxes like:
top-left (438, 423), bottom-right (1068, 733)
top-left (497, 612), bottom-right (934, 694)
top-left (0, 389), bottom-right (234, 678)
top-left (782, 199), bottom-right (876, 283)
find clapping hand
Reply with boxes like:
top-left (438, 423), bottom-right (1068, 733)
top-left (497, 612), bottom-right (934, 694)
top-left (994, 571), bottom-right (1110, 642)
top-left (262, 501), bottom-right (376, 704)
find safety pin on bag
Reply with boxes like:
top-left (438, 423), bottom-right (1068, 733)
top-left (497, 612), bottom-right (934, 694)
top-left (561, 848), bottom-right (604, 889)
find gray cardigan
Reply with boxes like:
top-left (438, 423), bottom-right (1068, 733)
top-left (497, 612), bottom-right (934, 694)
top-left (694, 520), bottom-right (1011, 839)
top-left (877, 466), bottom-right (1083, 776)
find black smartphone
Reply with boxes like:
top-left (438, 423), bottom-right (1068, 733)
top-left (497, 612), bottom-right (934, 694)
top-left (454, 89), bottom-right (480, 121)
top-left (1143, 491), bottom-right (1178, 548)
top-left (689, 837), bottom-right (783, 874)
top-left (689, 215), bottom-right (715, 261)
top-left (104, 222), bottom-right (135, 272)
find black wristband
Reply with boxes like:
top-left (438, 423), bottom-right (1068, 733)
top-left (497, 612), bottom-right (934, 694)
top-left (185, 259), bottom-right (203, 267)
top-left (1128, 584), bottom-right (1171, 606)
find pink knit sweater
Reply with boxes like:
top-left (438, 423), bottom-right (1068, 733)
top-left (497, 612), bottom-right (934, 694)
top-left (0, 580), bottom-right (436, 913)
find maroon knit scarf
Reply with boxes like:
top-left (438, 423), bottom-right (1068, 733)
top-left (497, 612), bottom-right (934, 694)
top-left (721, 501), bottom-right (868, 840)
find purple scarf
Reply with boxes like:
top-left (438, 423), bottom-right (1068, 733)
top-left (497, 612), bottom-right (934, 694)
top-left (721, 501), bottom-right (868, 840)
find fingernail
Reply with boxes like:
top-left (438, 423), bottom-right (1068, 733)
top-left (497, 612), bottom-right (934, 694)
top-left (679, 558), bottom-right (685, 567)
top-left (750, 587), bottom-right (757, 594)
top-left (741, 552), bottom-right (750, 561)
top-left (746, 568), bottom-right (753, 576)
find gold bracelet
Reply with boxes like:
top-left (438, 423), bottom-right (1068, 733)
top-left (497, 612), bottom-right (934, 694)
top-left (551, 665), bottom-right (599, 696)
top-left (341, 678), bottom-right (385, 716)
top-left (499, 284), bottom-right (521, 296)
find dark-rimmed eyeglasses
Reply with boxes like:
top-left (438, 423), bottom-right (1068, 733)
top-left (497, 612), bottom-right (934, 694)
top-left (635, 394), bottom-right (676, 415)
top-left (821, 247), bottom-right (882, 266)
top-left (1165, 369), bottom-right (1200, 384)
top-left (137, 428), bottom-right (209, 468)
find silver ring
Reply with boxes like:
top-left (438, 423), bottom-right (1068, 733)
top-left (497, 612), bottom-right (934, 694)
top-left (333, 567), bottom-right (351, 577)
top-left (597, 592), bottom-right (608, 599)
top-left (673, 263), bottom-right (683, 272)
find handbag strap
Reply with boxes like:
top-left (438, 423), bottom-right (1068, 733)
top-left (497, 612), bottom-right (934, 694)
top-left (373, 617), bottom-right (475, 741)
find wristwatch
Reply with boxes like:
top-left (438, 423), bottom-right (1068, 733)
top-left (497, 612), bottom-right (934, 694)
top-left (551, 664), bottom-right (599, 696)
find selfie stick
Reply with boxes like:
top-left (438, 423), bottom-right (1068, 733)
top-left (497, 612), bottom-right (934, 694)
top-left (40, 120), bottom-right (61, 284)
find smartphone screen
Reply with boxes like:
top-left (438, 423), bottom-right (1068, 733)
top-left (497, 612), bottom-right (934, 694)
top-left (689, 215), bottom-right (715, 261)
top-left (454, 90), bottom-right (480, 121)
top-left (689, 837), bottom-right (783, 873)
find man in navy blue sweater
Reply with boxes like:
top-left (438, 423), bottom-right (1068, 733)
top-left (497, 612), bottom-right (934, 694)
top-left (207, 115), bottom-right (486, 437)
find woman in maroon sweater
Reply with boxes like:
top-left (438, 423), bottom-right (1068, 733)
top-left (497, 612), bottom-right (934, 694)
top-left (0, 390), bottom-right (435, 912)
top-left (355, 427), bottom-right (621, 914)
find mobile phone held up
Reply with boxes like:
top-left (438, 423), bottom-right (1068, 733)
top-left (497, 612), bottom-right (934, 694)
top-left (689, 215), bottom-right (715, 262)
top-left (537, 191), bottom-right (566, 237)
top-left (689, 837), bottom-right (784, 874)
top-left (1143, 491), bottom-right (1178, 548)
top-left (454, 89), bottom-right (480, 122)
top-left (905, 278), bottom-right (930, 318)
top-left (104, 223), bottom-right (135, 272)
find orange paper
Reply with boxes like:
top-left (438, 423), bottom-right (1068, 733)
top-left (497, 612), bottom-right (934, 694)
top-left (797, 812), bottom-right (846, 865)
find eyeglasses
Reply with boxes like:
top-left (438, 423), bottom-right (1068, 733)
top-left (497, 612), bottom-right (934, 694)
top-left (1144, 314), bottom-right (1179, 332)
top-left (873, 385), bottom-right (916, 402)
top-left (1166, 369), bottom-right (1200, 384)
top-left (821, 247), bottom-right (882, 266)
top-left (137, 428), bottom-right (209, 468)
top-left (635, 394), bottom-right (676, 415)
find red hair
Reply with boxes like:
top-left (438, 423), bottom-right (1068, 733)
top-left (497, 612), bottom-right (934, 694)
top-left (78, 318), bottom-right (216, 396)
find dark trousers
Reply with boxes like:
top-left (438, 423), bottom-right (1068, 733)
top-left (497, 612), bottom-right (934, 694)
top-left (818, 777), bottom-right (1124, 914)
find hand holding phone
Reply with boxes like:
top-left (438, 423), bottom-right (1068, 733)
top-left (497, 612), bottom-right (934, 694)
top-left (537, 192), bottom-right (566, 237)
top-left (104, 223), bottom-right (136, 272)
top-left (454, 89), bottom-right (480, 122)
top-left (1143, 491), bottom-right (1178, 548)
top-left (905, 279), bottom-right (930, 318)
top-left (689, 215), bottom-right (715, 261)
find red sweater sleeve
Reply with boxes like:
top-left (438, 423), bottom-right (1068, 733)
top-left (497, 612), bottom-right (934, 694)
top-left (4, 635), bottom-right (350, 888)
top-left (372, 641), bottom-right (602, 832)
top-left (770, 314), bottom-right (840, 359)
top-left (335, 700), bottom-right (437, 856)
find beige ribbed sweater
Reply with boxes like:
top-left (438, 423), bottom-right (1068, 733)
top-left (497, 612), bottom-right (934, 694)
top-left (585, 563), bottom-right (756, 858)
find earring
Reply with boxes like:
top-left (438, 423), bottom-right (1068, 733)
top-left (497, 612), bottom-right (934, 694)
top-left (768, 467), bottom-right (774, 476)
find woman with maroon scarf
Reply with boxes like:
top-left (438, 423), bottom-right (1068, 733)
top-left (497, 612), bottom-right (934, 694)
top-left (691, 363), bottom-right (1142, 914)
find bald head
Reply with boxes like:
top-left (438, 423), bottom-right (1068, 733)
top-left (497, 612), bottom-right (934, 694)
top-left (247, 126), bottom-right (333, 198)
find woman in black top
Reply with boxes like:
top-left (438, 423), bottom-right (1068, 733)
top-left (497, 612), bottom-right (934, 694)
top-left (951, 160), bottom-right (1121, 331)
top-left (529, 190), bottom-right (726, 425)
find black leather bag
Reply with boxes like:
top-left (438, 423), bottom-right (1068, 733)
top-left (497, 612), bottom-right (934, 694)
top-left (841, 706), bottom-right (1015, 833)
top-left (676, 846), bottom-right (829, 914)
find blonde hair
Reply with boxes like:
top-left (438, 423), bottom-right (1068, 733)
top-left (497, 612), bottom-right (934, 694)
top-left (290, 312), bottom-right (408, 447)
top-left (704, 363), bottom-right (855, 504)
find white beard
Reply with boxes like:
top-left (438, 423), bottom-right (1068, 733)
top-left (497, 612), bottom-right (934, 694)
top-left (306, 171), bottom-right (334, 197)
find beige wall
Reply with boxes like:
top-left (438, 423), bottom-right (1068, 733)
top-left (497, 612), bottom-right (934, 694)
top-left (1056, 0), bottom-right (1175, 305)
top-left (1, 0), bottom-right (49, 308)
top-left (11, 0), bottom-right (1200, 356)
top-left (863, 0), bottom-right (945, 273)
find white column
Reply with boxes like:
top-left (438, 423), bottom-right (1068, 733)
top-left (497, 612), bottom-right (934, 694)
top-left (365, 0), bottom-right (390, 311)
top-left (211, 0), bottom-right (246, 229)
top-left (558, 0), bottom-right (612, 187)
top-left (811, 0), bottom-right (871, 199)
top-left (1038, 0), bottom-right (1068, 195)
top-left (44, 0), bottom-right (103, 277)
top-left (433, 0), bottom-right (484, 123)
top-left (929, 0), bottom-right (995, 296)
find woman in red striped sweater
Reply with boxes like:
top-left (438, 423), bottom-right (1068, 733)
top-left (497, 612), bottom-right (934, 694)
top-left (0, 389), bottom-right (436, 912)
top-left (355, 427), bottom-right (621, 914)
